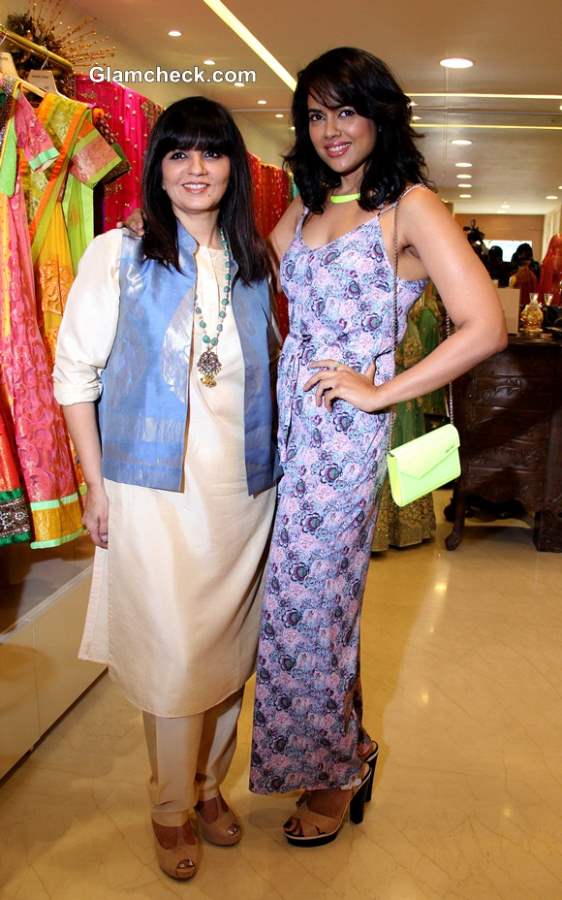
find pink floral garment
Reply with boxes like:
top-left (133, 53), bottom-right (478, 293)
top-left (0, 81), bottom-right (83, 548)
top-left (250, 193), bottom-right (427, 793)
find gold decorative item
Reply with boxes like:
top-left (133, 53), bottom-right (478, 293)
top-left (520, 295), bottom-right (544, 334)
top-left (4, 0), bottom-right (115, 94)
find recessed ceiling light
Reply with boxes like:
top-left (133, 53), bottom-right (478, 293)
top-left (458, 184), bottom-right (472, 189)
top-left (257, 99), bottom-right (267, 105)
top-left (440, 57), bottom-right (474, 69)
top-left (275, 113), bottom-right (284, 118)
top-left (289, 125), bottom-right (295, 130)
top-left (560, 105), bottom-right (562, 111)
top-left (204, 58), bottom-right (216, 65)
top-left (455, 162), bottom-right (472, 168)
top-left (451, 139), bottom-right (472, 146)
top-left (546, 195), bottom-right (559, 200)
top-left (409, 100), bottom-right (417, 107)
top-left (412, 115), bottom-right (422, 121)
top-left (459, 193), bottom-right (472, 198)
top-left (558, 185), bottom-right (562, 190)
top-left (234, 82), bottom-right (244, 87)
top-left (168, 30), bottom-right (182, 37)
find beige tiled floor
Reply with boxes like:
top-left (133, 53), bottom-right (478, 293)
top-left (1, 496), bottom-right (561, 899)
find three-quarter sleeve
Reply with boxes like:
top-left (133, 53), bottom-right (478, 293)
top-left (53, 228), bottom-right (123, 405)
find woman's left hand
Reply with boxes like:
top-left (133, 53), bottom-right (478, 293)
top-left (304, 359), bottom-right (387, 412)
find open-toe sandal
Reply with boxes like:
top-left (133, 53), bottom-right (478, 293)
top-left (195, 794), bottom-right (242, 846)
top-left (152, 817), bottom-right (200, 880)
top-left (283, 764), bottom-right (373, 847)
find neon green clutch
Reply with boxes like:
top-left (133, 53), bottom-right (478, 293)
top-left (387, 423), bottom-right (461, 507)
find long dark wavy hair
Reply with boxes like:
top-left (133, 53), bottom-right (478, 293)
top-left (142, 96), bottom-right (268, 284)
top-left (286, 47), bottom-right (431, 213)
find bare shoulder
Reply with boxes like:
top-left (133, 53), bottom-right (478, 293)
top-left (400, 185), bottom-right (465, 242)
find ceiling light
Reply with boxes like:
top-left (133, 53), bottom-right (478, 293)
top-left (204, 59), bottom-right (216, 65)
top-left (410, 92), bottom-right (562, 100)
top-left (455, 162), bottom-right (472, 168)
top-left (546, 195), bottom-right (559, 200)
top-left (168, 30), bottom-right (182, 37)
top-left (451, 139), bottom-right (472, 146)
top-left (202, 0), bottom-right (296, 90)
top-left (289, 126), bottom-right (295, 130)
top-left (257, 99), bottom-right (267, 105)
top-left (459, 194), bottom-right (472, 198)
top-left (458, 184), bottom-right (472, 189)
top-left (558, 185), bottom-right (562, 190)
top-left (440, 57), bottom-right (474, 69)
top-left (409, 100), bottom-right (417, 107)
top-left (456, 174), bottom-right (470, 178)
top-left (234, 82), bottom-right (244, 88)
top-left (412, 115), bottom-right (422, 121)
top-left (275, 113), bottom-right (284, 118)
top-left (560, 105), bottom-right (562, 110)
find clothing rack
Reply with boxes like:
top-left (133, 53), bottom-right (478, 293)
top-left (0, 23), bottom-right (73, 71)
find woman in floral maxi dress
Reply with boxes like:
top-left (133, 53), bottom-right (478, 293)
top-left (249, 47), bottom-right (507, 845)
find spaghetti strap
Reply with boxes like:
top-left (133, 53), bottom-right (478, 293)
top-left (379, 183), bottom-right (426, 217)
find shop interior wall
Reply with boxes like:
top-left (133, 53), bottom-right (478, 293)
top-left (454, 213), bottom-right (544, 259)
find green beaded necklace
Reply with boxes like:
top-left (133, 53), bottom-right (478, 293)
top-left (195, 228), bottom-right (231, 388)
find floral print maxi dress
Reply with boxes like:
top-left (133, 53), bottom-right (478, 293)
top-left (250, 197), bottom-right (427, 793)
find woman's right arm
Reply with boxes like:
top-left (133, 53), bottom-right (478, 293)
top-left (54, 229), bottom-right (122, 548)
top-left (267, 196), bottom-right (303, 290)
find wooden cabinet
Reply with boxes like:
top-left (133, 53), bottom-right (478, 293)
top-left (446, 335), bottom-right (562, 552)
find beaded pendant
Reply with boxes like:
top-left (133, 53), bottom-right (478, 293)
top-left (197, 349), bottom-right (222, 387)
top-left (194, 229), bottom-right (231, 387)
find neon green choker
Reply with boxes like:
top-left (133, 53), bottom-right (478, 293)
top-left (330, 193), bottom-right (360, 204)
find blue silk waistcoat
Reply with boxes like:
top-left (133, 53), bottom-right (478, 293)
top-left (98, 224), bottom-right (281, 494)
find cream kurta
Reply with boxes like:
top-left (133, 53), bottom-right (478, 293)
top-left (54, 230), bottom-right (276, 717)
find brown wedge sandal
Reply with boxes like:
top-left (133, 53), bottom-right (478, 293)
top-left (195, 794), bottom-right (242, 846)
top-left (152, 817), bottom-right (200, 880)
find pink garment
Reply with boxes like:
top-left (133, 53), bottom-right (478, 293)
top-left (0, 84), bottom-right (82, 547)
top-left (538, 234), bottom-right (562, 305)
top-left (74, 76), bottom-right (163, 230)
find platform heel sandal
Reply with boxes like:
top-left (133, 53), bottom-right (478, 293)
top-left (283, 764), bottom-right (373, 847)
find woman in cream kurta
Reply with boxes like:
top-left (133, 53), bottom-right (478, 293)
top-left (55, 228), bottom-right (276, 718)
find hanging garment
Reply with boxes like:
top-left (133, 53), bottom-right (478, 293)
top-left (74, 75), bottom-right (162, 230)
top-left (0, 398), bottom-right (31, 545)
top-left (22, 92), bottom-right (120, 366)
top-left (0, 75), bottom-right (84, 548)
top-left (372, 297), bottom-right (436, 551)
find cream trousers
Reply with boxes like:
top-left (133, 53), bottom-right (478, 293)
top-left (143, 687), bottom-right (244, 826)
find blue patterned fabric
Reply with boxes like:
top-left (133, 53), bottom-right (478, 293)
top-left (99, 224), bottom-right (280, 494)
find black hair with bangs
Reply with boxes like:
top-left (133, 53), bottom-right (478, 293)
top-left (142, 96), bottom-right (268, 284)
top-left (286, 47), bottom-right (431, 213)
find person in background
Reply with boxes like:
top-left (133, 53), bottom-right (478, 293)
top-left (486, 245), bottom-right (510, 287)
top-left (53, 97), bottom-right (279, 882)
top-left (510, 242), bottom-right (540, 280)
top-left (510, 254), bottom-right (538, 307)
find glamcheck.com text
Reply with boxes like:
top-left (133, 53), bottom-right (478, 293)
top-left (89, 65), bottom-right (257, 85)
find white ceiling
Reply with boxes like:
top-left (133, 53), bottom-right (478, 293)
top-left (39, 0), bottom-right (562, 213)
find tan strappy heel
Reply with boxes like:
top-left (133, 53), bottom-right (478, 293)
top-left (151, 817), bottom-right (200, 880)
top-left (195, 794), bottom-right (242, 846)
top-left (283, 764), bottom-right (373, 847)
